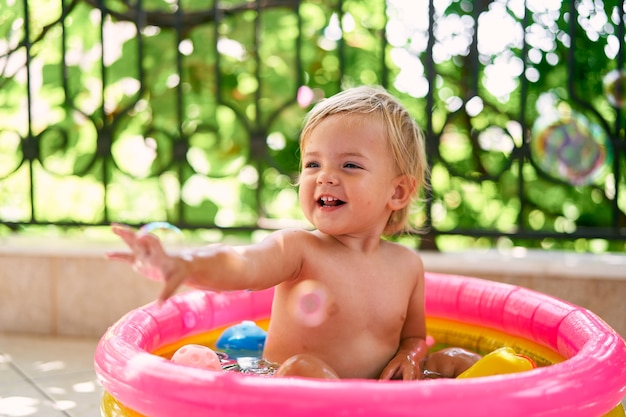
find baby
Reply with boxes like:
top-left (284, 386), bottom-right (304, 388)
top-left (108, 86), bottom-right (437, 380)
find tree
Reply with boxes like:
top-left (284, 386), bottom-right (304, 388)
top-left (0, 0), bottom-right (624, 251)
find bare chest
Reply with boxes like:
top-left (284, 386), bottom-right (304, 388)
top-left (300, 258), bottom-right (412, 328)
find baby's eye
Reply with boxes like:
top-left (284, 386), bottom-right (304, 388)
top-left (304, 161), bottom-right (320, 168)
top-left (344, 162), bottom-right (362, 169)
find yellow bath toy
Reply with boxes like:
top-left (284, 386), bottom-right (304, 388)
top-left (457, 347), bottom-right (536, 379)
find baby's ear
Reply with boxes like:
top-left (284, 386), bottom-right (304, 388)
top-left (388, 175), bottom-right (417, 210)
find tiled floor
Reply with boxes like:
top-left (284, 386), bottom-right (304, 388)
top-left (0, 333), bottom-right (102, 417)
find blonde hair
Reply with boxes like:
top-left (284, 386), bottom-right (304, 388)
top-left (300, 85), bottom-right (428, 235)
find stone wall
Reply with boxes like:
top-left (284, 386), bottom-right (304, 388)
top-left (1, 237), bottom-right (624, 338)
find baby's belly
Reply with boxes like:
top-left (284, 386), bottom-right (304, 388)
top-left (324, 338), bottom-right (395, 379)
top-left (264, 328), bottom-right (397, 379)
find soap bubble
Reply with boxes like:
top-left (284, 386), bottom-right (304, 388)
top-left (530, 110), bottom-right (612, 186)
top-left (137, 222), bottom-right (184, 260)
top-left (297, 86), bottom-right (315, 108)
top-left (603, 69), bottom-right (626, 108)
top-left (139, 221), bottom-right (181, 235)
top-left (296, 86), bottom-right (324, 108)
top-left (139, 222), bottom-right (183, 244)
top-left (288, 280), bottom-right (331, 327)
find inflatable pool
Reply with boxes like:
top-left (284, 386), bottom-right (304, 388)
top-left (95, 272), bottom-right (626, 417)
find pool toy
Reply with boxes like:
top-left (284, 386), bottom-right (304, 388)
top-left (95, 272), bottom-right (626, 417)
top-left (457, 346), bottom-right (536, 378)
top-left (422, 347), bottom-right (482, 378)
top-left (215, 320), bottom-right (267, 358)
top-left (171, 344), bottom-right (222, 370)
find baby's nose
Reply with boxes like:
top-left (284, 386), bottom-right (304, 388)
top-left (316, 170), bottom-right (338, 184)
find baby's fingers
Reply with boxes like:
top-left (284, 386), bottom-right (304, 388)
top-left (403, 365), bottom-right (421, 381)
top-left (111, 224), bottom-right (140, 247)
top-left (105, 251), bottom-right (135, 263)
top-left (111, 223), bottom-right (134, 236)
top-left (157, 268), bottom-right (185, 305)
top-left (378, 362), bottom-right (400, 380)
top-left (138, 233), bottom-right (167, 257)
top-left (158, 282), bottom-right (177, 305)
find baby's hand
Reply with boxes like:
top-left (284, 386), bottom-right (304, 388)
top-left (422, 347), bottom-right (482, 378)
top-left (379, 353), bottom-right (423, 381)
top-left (106, 224), bottom-right (186, 303)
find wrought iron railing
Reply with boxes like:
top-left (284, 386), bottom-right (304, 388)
top-left (1, 0), bottom-right (624, 250)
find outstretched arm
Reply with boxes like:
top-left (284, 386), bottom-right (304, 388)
top-left (106, 224), bottom-right (305, 303)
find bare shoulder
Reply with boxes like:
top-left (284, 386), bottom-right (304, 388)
top-left (265, 228), bottom-right (319, 244)
top-left (381, 240), bottom-right (424, 271)
top-left (260, 228), bottom-right (324, 253)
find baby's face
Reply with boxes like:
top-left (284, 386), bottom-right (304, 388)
top-left (298, 113), bottom-right (399, 236)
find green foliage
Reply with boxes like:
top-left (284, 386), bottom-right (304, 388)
top-left (0, 0), bottom-right (624, 252)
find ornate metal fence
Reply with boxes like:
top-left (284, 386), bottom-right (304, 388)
top-left (1, 0), bottom-right (624, 250)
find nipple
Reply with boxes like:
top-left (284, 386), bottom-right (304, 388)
top-left (289, 280), bottom-right (331, 327)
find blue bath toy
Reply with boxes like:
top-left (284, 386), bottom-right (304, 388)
top-left (216, 321), bottom-right (267, 358)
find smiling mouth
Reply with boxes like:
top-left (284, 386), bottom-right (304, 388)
top-left (318, 196), bottom-right (345, 207)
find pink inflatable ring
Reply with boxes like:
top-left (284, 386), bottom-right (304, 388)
top-left (94, 272), bottom-right (626, 417)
